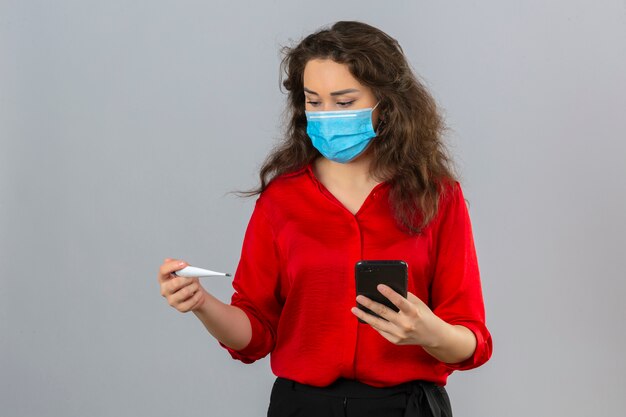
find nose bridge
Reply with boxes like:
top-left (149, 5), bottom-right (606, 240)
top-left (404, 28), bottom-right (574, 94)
top-left (322, 96), bottom-right (333, 111)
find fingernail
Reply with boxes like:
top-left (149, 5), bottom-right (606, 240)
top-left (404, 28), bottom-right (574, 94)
top-left (178, 261), bottom-right (186, 266)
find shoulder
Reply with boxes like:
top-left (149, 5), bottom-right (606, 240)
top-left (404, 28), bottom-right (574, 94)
top-left (256, 165), bottom-right (310, 207)
top-left (438, 179), bottom-right (464, 205)
top-left (428, 179), bottom-right (466, 228)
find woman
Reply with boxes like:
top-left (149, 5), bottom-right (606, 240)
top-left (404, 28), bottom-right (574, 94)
top-left (158, 21), bottom-right (493, 417)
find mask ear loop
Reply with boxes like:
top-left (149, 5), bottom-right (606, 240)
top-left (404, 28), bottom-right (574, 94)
top-left (375, 121), bottom-right (385, 136)
top-left (373, 101), bottom-right (384, 136)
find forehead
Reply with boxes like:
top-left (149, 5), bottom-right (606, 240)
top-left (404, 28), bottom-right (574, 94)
top-left (303, 59), bottom-right (363, 91)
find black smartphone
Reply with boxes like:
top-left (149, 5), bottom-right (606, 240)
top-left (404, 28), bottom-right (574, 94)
top-left (355, 260), bottom-right (408, 322)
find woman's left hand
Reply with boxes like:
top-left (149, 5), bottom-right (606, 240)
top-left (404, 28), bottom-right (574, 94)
top-left (350, 284), bottom-right (446, 348)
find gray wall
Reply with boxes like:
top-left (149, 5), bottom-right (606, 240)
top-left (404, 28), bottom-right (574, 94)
top-left (2, 1), bottom-right (625, 416)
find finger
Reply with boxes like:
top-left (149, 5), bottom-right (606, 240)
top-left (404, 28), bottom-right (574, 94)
top-left (187, 288), bottom-right (206, 311)
top-left (158, 259), bottom-right (188, 283)
top-left (377, 284), bottom-right (415, 316)
top-left (350, 306), bottom-right (394, 333)
top-left (161, 259), bottom-right (188, 276)
top-left (406, 291), bottom-right (428, 308)
top-left (177, 287), bottom-right (204, 312)
top-left (371, 325), bottom-right (403, 344)
top-left (355, 295), bottom-right (397, 322)
top-left (171, 282), bottom-right (199, 305)
top-left (163, 276), bottom-right (195, 297)
top-left (351, 307), bottom-right (405, 345)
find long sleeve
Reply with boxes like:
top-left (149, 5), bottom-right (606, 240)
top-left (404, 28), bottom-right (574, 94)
top-left (214, 165), bottom-right (490, 386)
top-left (430, 181), bottom-right (493, 371)
top-left (219, 197), bottom-right (283, 363)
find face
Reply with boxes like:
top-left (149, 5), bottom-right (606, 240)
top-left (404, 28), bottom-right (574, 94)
top-left (303, 58), bottom-right (381, 129)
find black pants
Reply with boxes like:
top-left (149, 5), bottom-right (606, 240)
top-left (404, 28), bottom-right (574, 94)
top-left (267, 377), bottom-right (453, 417)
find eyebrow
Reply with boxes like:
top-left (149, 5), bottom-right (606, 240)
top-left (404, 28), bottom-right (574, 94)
top-left (303, 87), bottom-right (361, 96)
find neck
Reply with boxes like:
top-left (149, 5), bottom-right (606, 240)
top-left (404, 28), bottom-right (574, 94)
top-left (314, 151), bottom-right (380, 189)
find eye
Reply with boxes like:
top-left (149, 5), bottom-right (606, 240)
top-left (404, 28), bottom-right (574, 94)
top-left (337, 101), bottom-right (355, 107)
top-left (306, 101), bottom-right (321, 107)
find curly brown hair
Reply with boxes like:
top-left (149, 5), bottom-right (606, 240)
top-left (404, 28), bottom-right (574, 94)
top-left (237, 20), bottom-right (459, 235)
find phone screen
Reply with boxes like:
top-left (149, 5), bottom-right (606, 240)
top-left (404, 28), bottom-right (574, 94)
top-left (355, 260), bottom-right (408, 322)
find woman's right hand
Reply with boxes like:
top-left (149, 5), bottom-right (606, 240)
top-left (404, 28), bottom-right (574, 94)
top-left (158, 258), bottom-right (252, 350)
top-left (158, 258), bottom-right (207, 313)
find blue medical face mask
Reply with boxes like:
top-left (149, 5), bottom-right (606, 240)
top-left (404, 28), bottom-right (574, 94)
top-left (305, 101), bottom-right (381, 163)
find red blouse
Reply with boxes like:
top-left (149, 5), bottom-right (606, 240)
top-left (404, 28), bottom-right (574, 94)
top-left (220, 162), bottom-right (492, 387)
